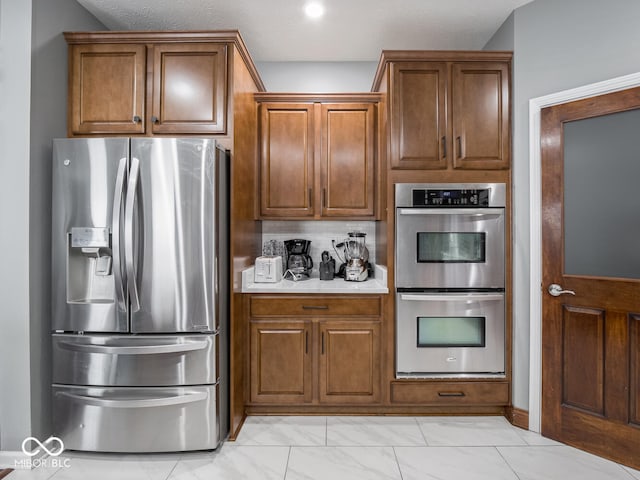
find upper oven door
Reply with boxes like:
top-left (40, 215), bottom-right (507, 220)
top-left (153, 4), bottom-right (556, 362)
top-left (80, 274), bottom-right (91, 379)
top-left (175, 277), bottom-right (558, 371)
top-left (395, 207), bottom-right (505, 289)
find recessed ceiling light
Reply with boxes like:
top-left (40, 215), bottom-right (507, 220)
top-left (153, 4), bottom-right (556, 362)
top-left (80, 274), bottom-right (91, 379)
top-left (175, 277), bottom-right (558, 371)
top-left (304, 2), bottom-right (325, 19)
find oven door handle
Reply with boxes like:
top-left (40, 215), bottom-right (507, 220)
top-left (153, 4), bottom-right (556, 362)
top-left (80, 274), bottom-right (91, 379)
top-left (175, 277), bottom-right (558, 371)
top-left (397, 208), bottom-right (502, 216)
top-left (399, 293), bottom-right (504, 302)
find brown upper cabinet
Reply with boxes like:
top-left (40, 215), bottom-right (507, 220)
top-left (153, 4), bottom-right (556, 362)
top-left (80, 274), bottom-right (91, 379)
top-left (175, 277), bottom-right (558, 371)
top-left (373, 51), bottom-right (511, 170)
top-left (65, 32), bottom-right (235, 136)
top-left (255, 94), bottom-right (380, 219)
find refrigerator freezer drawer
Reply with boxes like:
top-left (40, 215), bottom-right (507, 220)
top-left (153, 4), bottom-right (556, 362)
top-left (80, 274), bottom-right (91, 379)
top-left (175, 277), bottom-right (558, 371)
top-left (52, 384), bottom-right (220, 452)
top-left (52, 334), bottom-right (217, 386)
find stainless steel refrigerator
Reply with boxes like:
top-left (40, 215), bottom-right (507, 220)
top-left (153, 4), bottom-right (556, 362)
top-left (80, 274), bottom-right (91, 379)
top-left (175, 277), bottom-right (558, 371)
top-left (51, 137), bottom-right (229, 452)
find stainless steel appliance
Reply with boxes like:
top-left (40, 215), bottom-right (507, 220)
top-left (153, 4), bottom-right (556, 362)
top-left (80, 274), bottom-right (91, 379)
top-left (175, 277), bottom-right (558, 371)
top-left (51, 137), bottom-right (229, 452)
top-left (284, 239), bottom-right (313, 280)
top-left (395, 183), bottom-right (506, 377)
top-left (332, 232), bottom-right (371, 282)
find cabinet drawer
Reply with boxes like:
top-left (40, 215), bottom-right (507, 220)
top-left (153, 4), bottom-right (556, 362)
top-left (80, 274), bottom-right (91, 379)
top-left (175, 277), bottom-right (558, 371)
top-left (391, 381), bottom-right (509, 406)
top-left (250, 296), bottom-right (381, 317)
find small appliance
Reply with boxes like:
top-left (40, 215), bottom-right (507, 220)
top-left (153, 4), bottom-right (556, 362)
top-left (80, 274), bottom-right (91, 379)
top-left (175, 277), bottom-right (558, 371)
top-left (333, 232), bottom-right (370, 282)
top-left (319, 251), bottom-right (336, 280)
top-left (254, 255), bottom-right (283, 283)
top-left (284, 239), bottom-right (313, 280)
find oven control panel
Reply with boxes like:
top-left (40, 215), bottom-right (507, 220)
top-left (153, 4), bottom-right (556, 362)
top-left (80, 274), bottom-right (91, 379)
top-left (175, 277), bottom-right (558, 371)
top-left (411, 188), bottom-right (490, 207)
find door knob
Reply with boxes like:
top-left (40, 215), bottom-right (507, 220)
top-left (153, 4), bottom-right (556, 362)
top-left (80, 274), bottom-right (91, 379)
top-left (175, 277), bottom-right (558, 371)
top-left (548, 283), bottom-right (576, 297)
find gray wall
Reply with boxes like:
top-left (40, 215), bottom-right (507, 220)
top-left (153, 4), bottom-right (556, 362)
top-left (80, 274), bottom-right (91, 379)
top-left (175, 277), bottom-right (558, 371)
top-left (256, 61), bottom-right (378, 92)
top-left (0, 0), bottom-right (33, 452)
top-left (0, 0), bottom-right (105, 451)
top-left (28, 0), bottom-right (105, 445)
top-left (485, 0), bottom-right (640, 410)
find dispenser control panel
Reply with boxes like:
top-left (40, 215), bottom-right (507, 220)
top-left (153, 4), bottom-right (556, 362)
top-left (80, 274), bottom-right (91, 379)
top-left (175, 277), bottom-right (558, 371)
top-left (70, 227), bottom-right (110, 248)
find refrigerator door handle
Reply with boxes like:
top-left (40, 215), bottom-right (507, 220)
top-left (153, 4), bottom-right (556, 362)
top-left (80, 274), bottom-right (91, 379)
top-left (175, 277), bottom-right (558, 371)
top-left (112, 157), bottom-right (128, 311)
top-left (57, 340), bottom-right (210, 355)
top-left (57, 390), bottom-right (208, 408)
top-left (124, 156), bottom-right (141, 312)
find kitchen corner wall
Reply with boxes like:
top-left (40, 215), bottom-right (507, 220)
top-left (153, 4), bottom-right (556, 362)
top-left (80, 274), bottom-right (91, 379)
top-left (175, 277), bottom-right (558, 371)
top-left (0, 0), bottom-right (33, 453)
top-left (0, 0), bottom-right (106, 453)
top-left (484, 0), bottom-right (640, 412)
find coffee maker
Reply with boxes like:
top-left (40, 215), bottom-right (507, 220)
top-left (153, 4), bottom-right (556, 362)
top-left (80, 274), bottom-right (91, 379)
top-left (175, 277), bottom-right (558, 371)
top-left (284, 239), bottom-right (313, 280)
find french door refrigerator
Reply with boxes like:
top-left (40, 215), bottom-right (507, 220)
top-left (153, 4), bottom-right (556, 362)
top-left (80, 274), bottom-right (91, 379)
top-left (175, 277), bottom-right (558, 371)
top-left (51, 137), bottom-right (229, 452)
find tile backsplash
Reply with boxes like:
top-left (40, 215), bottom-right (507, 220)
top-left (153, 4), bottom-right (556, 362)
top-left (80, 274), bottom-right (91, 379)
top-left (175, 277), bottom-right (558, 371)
top-left (261, 221), bottom-right (377, 269)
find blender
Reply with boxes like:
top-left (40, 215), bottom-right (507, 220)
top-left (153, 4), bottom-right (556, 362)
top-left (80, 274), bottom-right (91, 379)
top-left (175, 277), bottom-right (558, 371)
top-left (333, 232), bottom-right (369, 282)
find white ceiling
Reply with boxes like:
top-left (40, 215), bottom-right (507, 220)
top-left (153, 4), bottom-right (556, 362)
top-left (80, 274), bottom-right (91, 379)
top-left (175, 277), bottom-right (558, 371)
top-left (76, 0), bottom-right (532, 62)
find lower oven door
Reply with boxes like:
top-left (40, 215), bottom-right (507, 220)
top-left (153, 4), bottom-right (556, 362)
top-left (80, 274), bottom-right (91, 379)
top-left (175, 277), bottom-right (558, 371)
top-left (396, 292), bottom-right (505, 377)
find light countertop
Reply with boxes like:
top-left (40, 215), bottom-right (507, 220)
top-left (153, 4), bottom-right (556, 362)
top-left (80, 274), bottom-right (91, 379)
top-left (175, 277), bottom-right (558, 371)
top-left (241, 265), bottom-right (388, 294)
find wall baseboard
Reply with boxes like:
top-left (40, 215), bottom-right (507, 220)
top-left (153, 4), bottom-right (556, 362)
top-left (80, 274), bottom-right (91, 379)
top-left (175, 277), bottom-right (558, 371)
top-left (506, 406), bottom-right (529, 430)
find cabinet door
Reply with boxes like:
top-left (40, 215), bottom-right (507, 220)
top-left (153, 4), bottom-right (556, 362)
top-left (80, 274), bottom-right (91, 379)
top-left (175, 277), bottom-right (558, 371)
top-left (319, 321), bottom-right (381, 404)
top-left (259, 103), bottom-right (315, 217)
top-left (320, 104), bottom-right (376, 217)
top-left (451, 62), bottom-right (510, 169)
top-left (69, 43), bottom-right (146, 135)
top-left (250, 321), bottom-right (312, 404)
top-left (390, 62), bottom-right (448, 170)
top-left (151, 43), bottom-right (227, 134)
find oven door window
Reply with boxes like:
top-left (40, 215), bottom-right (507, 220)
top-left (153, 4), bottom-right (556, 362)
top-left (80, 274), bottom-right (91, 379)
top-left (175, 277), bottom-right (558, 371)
top-left (417, 316), bottom-right (486, 348)
top-left (417, 232), bottom-right (486, 263)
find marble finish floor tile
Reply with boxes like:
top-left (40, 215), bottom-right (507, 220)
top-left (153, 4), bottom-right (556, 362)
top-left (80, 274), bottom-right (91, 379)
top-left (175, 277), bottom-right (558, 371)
top-left (417, 416), bottom-right (528, 446)
top-left (395, 446), bottom-right (519, 480)
top-left (497, 445), bottom-right (634, 480)
top-left (286, 446), bottom-right (401, 480)
top-left (167, 445), bottom-right (289, 480)
top-left (513, 429), bottom-right (563, 446)
top-left (625, 466), bottom-right (640, 479)
top-left (44, 453), bottom-right (178, 480)
top-left (233, 415), bottom-right (326, 446)
top-left (1, 467), bottom-right (60, 479)
top-left (327, 416), bottom-right (426, 446)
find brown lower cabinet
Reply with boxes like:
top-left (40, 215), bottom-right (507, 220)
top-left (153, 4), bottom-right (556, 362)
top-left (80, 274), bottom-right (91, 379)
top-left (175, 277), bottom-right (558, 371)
top-left (390, 381), bottom-right (510, 406)
top-left (249, 295), bottom-right (382, 405)
top-left (245, 294), bottom-right (509, 413)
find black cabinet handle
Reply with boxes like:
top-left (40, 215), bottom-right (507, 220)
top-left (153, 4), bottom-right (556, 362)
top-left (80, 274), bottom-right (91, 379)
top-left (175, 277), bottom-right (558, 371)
top-left (456, 136), bottom-right (463, 158)
top-left (438, 391), bottom-right (466, 397)
top-left (302, 305), bottom-right (329, 310)
top-left (441, 136), bottom-right (446, 158)
top-left (151, 116), bottom-right (159, 124)
top-left (133, 115), bottom-right (142, 123)
top-left (305, 331), bottom-right (308, 354)
top-left (321, 332), bottom-right (325, 354)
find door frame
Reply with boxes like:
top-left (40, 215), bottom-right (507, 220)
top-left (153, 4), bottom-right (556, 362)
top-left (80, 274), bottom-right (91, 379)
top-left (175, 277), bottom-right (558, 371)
top-left (528, 71), bottom-right (640, 432)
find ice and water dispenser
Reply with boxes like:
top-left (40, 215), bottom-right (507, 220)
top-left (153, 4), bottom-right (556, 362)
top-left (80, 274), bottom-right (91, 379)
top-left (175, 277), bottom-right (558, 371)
top-left (67, 227), bottom-right (114, 303)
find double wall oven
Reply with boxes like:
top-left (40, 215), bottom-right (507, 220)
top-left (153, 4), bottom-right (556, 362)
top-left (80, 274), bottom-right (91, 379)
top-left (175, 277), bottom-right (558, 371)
top-left (395, 183), bottom-right (506, 377)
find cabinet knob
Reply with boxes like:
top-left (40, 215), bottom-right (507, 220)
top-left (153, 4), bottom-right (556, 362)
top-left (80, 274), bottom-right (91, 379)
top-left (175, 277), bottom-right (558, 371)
top-left (132, 115), bottom-right (142, 123)
top-left (151, 116), bottom-right (159, 124)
